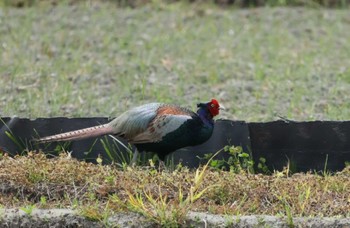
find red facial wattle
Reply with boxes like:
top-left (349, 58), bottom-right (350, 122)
top-left (208, 99), bottom-right (220, 117)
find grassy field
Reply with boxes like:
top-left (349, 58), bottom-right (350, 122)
top-left (1, 2), bottom-right (350, 226)
top-left (1, 2), bottom-right (350, 121)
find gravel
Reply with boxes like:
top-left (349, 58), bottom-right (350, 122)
top-left (1, 209), bottom-right (350, 228)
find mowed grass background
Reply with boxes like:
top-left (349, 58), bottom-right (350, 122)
top-left (1, 1), bottom-right (350, 121)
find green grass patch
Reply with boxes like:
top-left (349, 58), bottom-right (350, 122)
top-left (1, 4), bottom-right (350, 121)
top-left (1, 0), bottom-right (350, 8)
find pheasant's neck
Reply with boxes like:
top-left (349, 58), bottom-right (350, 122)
top-left (197, 108), bottom-right (214, 126)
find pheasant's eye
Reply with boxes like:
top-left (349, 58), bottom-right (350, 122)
top-left (211, 104), bottom-right (215, 108)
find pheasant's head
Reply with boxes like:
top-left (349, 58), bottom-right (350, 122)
top-left (197, 98), bottom-right (222, 118)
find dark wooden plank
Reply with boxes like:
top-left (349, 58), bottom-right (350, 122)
top-left (249, 120), bottom-right (350, 172)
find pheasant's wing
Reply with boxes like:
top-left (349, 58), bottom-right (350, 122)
top-left (108, 103), bottom-right (160, 139)
top-left (108, 103), bottom-right (195, 143)
top-left (129, 106), bottom-right (195, 144)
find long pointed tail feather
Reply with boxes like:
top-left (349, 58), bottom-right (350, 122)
top-left (36, 124), bottom-right (114, 143)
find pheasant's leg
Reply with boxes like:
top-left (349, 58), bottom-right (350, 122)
top-left (158, 160), bottom-right (166, 172)
top-left (131, 149), bottom-right (139, 166)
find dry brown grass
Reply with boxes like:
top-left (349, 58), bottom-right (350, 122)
top-left (0, 152), bottom-right (349, 221)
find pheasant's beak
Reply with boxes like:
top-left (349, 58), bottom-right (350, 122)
top-left (219, 105), bottom-right (226, 110)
